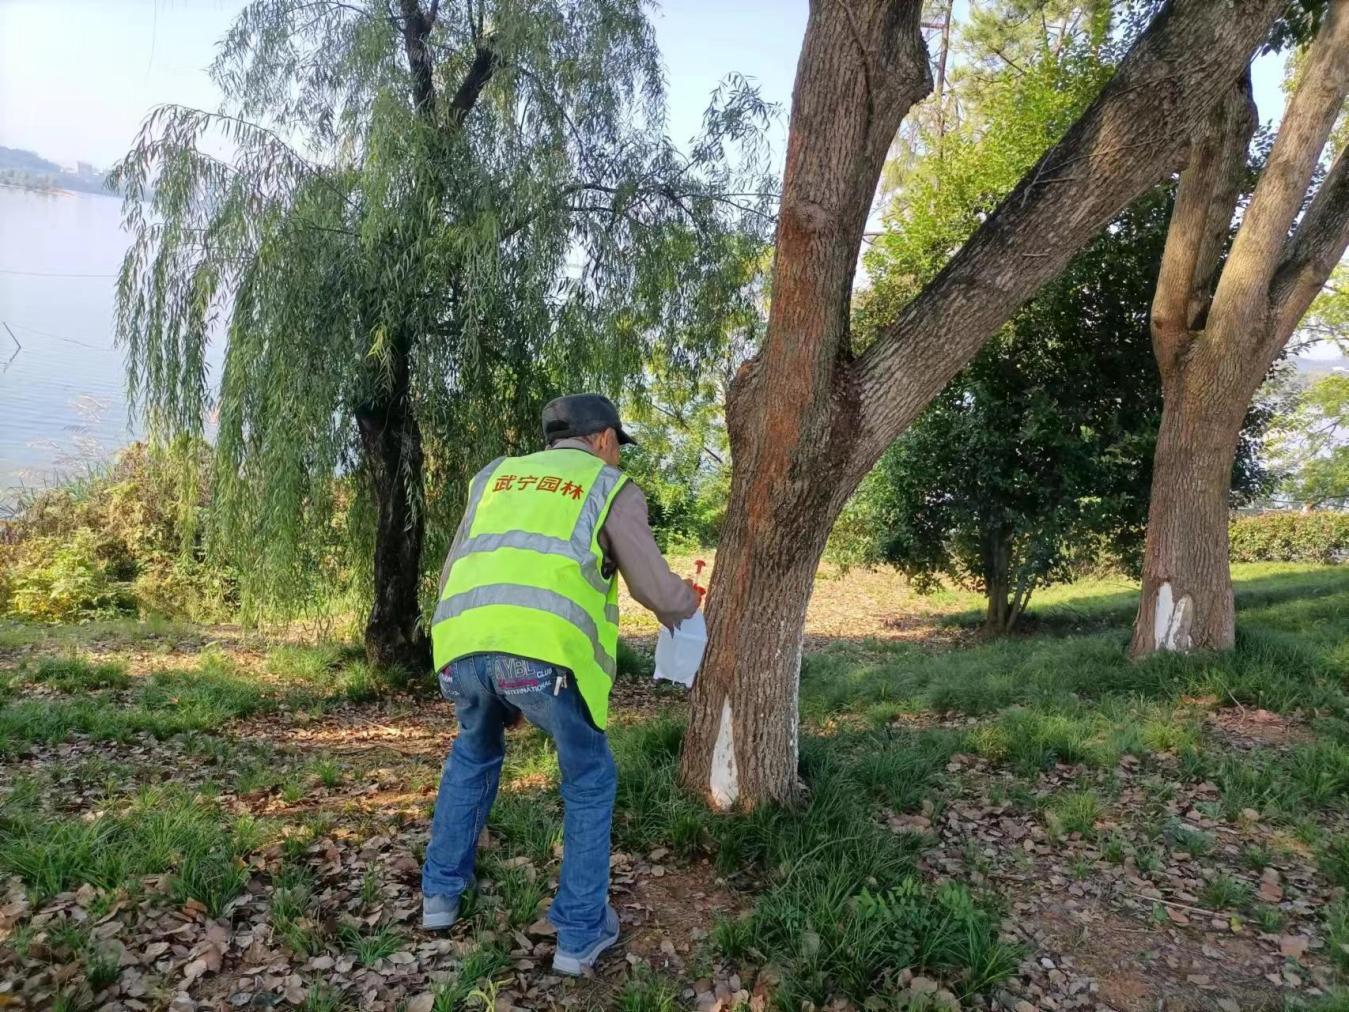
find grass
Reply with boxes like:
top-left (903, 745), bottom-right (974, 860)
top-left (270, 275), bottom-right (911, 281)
top-left (25, 655), bottom-right (131, 691)
top-left (271, 865), bottom-right (324, 956)
top-left (431, 942), bottom-right (511, 1010)
top-left (619, 968), bottom-right (681, 1012)
top-left (0, 785), bottom-right (260, 912)
top-left (1, 561), bottom-right (1347, 1008)
top-left (339, 923), bottom-right (407, 966)
top-left (0, 645), bottom-right (408, 755)
top-left (1046, 791), bottom-right (1102, 838)
top-left (1199, 872), bottom-right (1253, 911)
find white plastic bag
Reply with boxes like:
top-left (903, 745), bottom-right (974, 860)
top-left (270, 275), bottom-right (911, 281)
top-left (653, 609), bottom-right (706, 687)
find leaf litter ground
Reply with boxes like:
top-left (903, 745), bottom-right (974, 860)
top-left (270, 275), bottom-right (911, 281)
top-left (1, 562), bottom-right (1347, 1011)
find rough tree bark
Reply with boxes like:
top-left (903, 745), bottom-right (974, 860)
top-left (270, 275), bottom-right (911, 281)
top-left (358, 343), bottom-right (429, 671)
top-left (1131, 1), bottom-right (1349, 657)
top-left (680, 0), bottom-right (1289, 809)
top-left (361, 0), bottom-right (497, 671)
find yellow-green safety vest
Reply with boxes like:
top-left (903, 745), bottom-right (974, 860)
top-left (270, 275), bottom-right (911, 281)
top-left (431, 449), bottom-right (628, 729)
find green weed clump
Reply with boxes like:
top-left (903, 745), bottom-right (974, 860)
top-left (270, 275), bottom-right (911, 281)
top-left (1046, 791), bottom-right (1102, 838)
top-left (619, 968), bottom-right (680, 1012)
top-left (0, 444), bottom-right (237, 623)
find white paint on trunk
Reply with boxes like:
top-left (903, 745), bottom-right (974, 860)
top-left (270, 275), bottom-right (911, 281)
top-left (708, 698), bottom-right (738, 808)
top-left (1153, 580), bottom-right (1194, 652)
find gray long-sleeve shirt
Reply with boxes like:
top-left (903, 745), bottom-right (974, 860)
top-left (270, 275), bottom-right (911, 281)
top-left (441, 441), bottom-right (700, 630)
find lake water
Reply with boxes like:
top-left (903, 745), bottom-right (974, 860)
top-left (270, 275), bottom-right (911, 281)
top-left (0, 186), bottom-right (140, 502)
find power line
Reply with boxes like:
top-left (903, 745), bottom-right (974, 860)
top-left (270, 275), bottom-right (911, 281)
top-left (0, 268), bottom-right (117, 278)
top-left (3, 321), bottom-right (112, 351)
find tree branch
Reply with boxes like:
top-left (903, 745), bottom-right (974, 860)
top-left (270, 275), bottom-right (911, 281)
top-left (397, 0), bottom-right (436, 113)
top-left (448, 41), bottom-right (500, 128)
top-left (850, 0), bottom-right (1286, 472)
top-left (1150, 72), bottom-right (1256, 369)
top-left (1207, 0), bottom-right (1349, 338)
top-left (1269, 143), bottom-right (1349, 347)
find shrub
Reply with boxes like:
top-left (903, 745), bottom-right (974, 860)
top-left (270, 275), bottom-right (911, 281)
top-left (4, 530), bottom-right (130, 621)
top-left (1229, 511), bottom-right (1349, 565)
top-left (0, 443), bottom-right (239, 622)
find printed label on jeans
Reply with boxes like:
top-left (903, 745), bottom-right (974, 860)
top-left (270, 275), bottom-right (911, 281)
top-left (496, 656), bottom-right (553, 696)
top-left (437, 666), bottom-right (456, 700)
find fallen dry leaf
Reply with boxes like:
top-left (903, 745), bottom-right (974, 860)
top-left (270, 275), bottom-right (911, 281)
top-left (1280, 935), bottom-right (1310, 960)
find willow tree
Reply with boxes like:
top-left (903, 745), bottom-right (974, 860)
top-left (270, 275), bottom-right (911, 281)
top-left (680, 0), bottom-right (1290, 809)
top-left (1130, 0), bottom-right (1349, 655)
top-left (113, 0), bottom-right (771, 668)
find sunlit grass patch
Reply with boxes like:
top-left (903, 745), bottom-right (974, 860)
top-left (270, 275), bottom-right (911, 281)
top-left (0, 646), bottom-right (410, 753)
top-left (0, 616), bottom-right (196, 652)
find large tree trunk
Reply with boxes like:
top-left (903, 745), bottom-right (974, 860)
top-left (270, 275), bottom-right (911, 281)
top-left (1129, 373), bottom-right (1246, 654)
top-left (357, 347), bottom-right (431, 673)
top-left (679, 0), bottom-right (1287, 809)
top-left (350, 0), bottom-right (492, 674)
top-left (1131, 1), bottom-right (1349, 657)
top-left (679, 0), bottom-right (933, 808)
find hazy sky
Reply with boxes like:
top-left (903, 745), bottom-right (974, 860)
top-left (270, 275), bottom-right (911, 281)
top-left (0, 0), bottom-right (1288, 171)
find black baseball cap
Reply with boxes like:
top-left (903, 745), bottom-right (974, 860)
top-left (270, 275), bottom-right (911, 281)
top-left (541, 393), bottom-right (637, 446)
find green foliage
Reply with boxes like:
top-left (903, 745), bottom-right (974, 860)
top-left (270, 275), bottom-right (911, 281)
top-left (0, 443), bottom-right (237, 623)
top-left (432, 942), bottom-right (511, 1011)
top-left (338, 924), bottom-right (406, 966)
top-left (857, 194), bottom-right (1179, 627)
top-left (619, 968), bottom-right (680, 1012)
top-left (112, 0), bottom-right (773, 623)
top-left (849, 10), bottom-right (1271, 623)
top-left (1230, 511), bottom-right (1349, 563)
top-left (616, 638), bottom-right (654, 680)
top-left (1265, 372), bottom-right (1349, 509)
top-left (1199, 872), bottom-right (1253, 911)
top-left (0, 649), bottom-right (399, 755)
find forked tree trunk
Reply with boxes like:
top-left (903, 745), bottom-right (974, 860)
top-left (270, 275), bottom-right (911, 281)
top-left (678, 0), bottom-right (932, 808)
top-left (1131, 1), bottom-right (1349, 657)
top-left (357, 347), bottom-right (431, 673)
top-left (680, 0), bottom-right (1289, 809)
top-left (351, 0), bottom-right (492, 674)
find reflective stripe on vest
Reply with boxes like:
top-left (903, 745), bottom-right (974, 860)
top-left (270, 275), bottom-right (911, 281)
top-left (433, 583), bottom-right (616, 679)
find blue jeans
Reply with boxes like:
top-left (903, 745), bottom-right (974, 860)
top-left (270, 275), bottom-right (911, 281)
top-left (421, 653), bottom-right (617, 954)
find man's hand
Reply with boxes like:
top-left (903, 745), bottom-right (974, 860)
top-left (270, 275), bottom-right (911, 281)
top-left (684, 577), bottom-right (704, 601)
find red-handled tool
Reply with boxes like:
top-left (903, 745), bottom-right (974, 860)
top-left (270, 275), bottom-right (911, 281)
top-left (692, 559), bottom-right (707, 601)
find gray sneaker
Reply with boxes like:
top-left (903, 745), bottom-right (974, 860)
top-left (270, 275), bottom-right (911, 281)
top-left (552, 905), bottom-right (620, 976)
top-left (421, 894), bottom-right (460, 930)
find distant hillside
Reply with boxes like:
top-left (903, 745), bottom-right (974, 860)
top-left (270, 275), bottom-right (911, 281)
top-left (1295, 355), bottom-right (1349, 378)
top-left (0, 146), bottom-right (113, 196)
